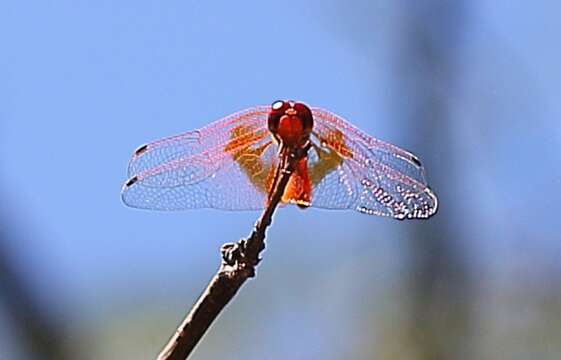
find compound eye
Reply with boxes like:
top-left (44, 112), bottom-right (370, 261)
top-left (293, 102), bottom-right (312, 119)
top-left (293, 102), bottom-right (314, 133)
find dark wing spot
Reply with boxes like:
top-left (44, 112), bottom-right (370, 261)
top-left (124, 176), bottom-right (139, 188)
top-left (410, 155), bottom-right (422, 167)
top-left (134, 144), bottom-right (149, 156)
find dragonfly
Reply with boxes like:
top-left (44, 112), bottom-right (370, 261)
top-left (121, 100), bottom-right (438, 220)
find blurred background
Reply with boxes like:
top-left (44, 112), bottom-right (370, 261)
top-left (1, 1), bottom-right (560, 359)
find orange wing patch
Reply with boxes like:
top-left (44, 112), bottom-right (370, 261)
top-left (225, 126), bottom-right (353, 208)
top-left (225, 125), bottom-right (276, 195)
top-left (310, 129), bottom-right (353, 186)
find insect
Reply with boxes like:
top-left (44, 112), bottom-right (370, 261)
top-left (122, 100), bottom-right (438, 220)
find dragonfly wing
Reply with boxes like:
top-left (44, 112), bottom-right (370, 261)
top-left (304, 140), bottom-right (360, 209)
top-left (310, 108), bottom-right (438, 219)
top-left (121, 106), bottom-right (280, 210)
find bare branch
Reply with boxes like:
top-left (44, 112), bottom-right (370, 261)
top-left (156, 145), bottom-right (306, 360)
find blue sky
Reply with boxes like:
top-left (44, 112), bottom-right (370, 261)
top-left (0, 0), bottom-right (394, 313)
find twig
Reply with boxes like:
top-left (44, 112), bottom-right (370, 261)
top-left (156, 145), bottom-right (307, 360)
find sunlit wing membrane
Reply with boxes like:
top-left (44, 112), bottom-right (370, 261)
top-left (309, 108), bottom-right (438, 219)
top-left (121, 106), bottom-right (279, 210)
top-left (122, 103), bottom-right (437, 218)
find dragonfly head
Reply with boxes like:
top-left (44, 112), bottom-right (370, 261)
top-left (268, 100), bottom-right (314, 149)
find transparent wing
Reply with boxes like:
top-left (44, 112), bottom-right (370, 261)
top-left (121, 106), bottom-right (280, 210)
top-left (309, 108), bottom-right (438, 219)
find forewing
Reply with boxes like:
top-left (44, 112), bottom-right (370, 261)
top-left (121, 106), bottom-right (279, 210)
top-left (310, 108), bottom-right (438, 219)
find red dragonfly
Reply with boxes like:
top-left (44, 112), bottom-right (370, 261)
top-left (122, 100), bottom-right (438, 220)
